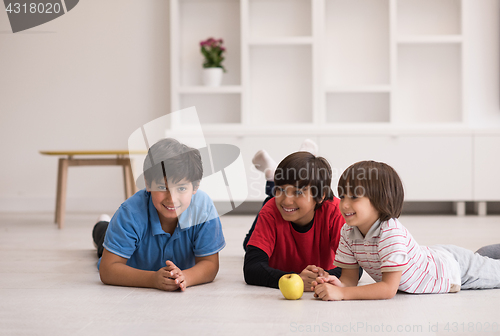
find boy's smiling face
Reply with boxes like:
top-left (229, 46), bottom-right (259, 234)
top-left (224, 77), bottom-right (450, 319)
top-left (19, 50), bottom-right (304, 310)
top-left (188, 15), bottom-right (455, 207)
top-left (274, 184), bottom-right (320, 226)
top-left (148, 178), bottom-right (198, 225)
top-left (339, 194), bottom-right (380, 236)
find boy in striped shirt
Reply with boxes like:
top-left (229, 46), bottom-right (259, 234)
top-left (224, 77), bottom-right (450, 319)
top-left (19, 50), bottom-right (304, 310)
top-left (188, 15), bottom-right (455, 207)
top-left (312, 160), bottom-right (500, 301)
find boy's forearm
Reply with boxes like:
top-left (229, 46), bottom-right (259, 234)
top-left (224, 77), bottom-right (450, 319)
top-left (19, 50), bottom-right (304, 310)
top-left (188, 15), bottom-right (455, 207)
top-left (100, 263), bottom-right (156, 289)
top-left (338, 268), bottom-right (360, 287)
top-left (339, 281), bottom-right (398, 300)
top-left (182, 258), bottom-right (219, 288)
top-left (339, 275), bottom-right (359, 287)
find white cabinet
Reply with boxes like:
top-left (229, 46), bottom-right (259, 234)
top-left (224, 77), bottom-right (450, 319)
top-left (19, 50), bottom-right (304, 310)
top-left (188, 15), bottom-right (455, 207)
top-left (474, 136), bottom-right (500, 201)
top-left (320, 135), bottom-right (473, 201)
top-left (207, 133), bottom-right (475, 203)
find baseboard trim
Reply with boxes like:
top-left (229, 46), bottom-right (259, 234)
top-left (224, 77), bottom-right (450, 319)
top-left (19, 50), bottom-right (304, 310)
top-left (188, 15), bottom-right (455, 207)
top-left (3, 197), bottom-right (500, 215)
top-left (0, 196), bottom-right (124, 213)
top-left (227, 201), bottom-right (500, 216)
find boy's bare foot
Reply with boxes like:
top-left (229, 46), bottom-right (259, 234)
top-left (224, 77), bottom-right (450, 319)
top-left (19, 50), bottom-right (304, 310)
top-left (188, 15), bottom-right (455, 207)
top-left (252, 150), bottom-right (277, 181)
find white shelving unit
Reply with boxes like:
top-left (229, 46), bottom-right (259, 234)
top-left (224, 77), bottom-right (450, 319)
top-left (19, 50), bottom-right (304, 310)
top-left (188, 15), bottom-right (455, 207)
top-left (168, 0), bottom-right (500, 213)
top-left (170, 0), bottom-right (465, 128)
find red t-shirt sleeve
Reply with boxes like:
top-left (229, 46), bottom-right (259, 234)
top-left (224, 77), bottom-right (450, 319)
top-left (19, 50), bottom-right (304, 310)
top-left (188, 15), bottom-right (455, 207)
top-left (247, 200), bottom-right (278, 258)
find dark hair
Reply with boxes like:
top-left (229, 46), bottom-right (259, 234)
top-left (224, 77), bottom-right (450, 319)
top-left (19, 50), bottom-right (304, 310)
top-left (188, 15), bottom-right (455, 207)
top-left (143, 138), bottom-right (203, 187)
top-left (274, 151), bottom-right (334, 209)
top-left (337, 161), bottom-right (404, 222)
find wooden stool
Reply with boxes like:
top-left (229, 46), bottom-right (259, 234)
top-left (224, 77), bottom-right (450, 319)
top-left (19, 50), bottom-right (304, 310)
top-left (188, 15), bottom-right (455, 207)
top-left (40, 151), bottom-right (140, 229)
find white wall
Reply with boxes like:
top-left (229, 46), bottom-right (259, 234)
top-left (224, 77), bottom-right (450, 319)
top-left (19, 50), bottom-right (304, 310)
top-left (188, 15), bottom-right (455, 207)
top-left (0, 0), bottom-right (170, 212)
top-left (0, 0), bottom-right (499, 213)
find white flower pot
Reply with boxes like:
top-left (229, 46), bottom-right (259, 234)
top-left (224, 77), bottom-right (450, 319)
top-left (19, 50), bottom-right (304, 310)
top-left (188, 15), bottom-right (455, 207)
top-left (202, 67), bottom-right (223, 87)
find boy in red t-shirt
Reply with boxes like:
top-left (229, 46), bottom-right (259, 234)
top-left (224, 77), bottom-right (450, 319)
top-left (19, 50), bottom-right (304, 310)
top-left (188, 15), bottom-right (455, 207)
top-left (244, 141), bottom-right (361, 291)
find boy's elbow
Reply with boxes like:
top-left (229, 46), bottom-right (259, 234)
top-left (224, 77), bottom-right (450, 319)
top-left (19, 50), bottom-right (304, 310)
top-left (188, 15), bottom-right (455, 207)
top-left (99, 266), bottom-right (114, 285)
top-left (99, 270), bottom-right (110, 285)
top-left (243, 271), bottom-right (252, 285)
top-left (379, 271), bottom-right (402, 299)
top-left (243, 265), bottom-right (260, 286)
top-left (208, 263), bottom-right (219, 282)
top-left (384, 291), bottom-right (397, 300)
top-left (383, 286), bottom-right (398, 300)
top-left (243, 275), bottom-right (256, 286)
top-left (202, 259), bottom-right (219, 284)
top-left (243, 264), bottom-right (253, 285)
top-left (243, 265), bottom-right (251, 285)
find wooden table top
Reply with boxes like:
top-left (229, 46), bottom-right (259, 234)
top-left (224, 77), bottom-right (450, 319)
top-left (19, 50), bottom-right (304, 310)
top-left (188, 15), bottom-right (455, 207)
top-left (40, 150), bottom-right (147, 156)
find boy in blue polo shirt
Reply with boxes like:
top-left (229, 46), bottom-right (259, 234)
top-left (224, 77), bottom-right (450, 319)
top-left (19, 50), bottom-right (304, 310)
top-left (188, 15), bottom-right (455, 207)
top-left (92, 138), bottom-right (225, 291)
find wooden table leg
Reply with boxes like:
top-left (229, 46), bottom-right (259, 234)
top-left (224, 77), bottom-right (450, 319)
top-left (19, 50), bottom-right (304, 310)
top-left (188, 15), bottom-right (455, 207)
top-left (55, 158), bottom-right (63, 224)
top-left (57, 158), bottom-right (69, 229)
top-left (128, 159), bottom-right (138, 195)
top-left (123, 163), bottom-right (132, 199)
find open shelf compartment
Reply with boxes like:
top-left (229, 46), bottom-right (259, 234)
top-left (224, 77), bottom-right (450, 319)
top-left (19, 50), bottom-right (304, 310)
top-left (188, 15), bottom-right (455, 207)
top-left (397, 0), bottom-right (461, 36)
top-left (249, 0), bottom-right (312, 39)
top-left (395, 44), bottom-right (462, 123)
top-left (179, 0), bottom-right (241, 86)
top-left (324, 0), bottom-right (390, 87)
top-left (249, 45), bottom-right (313, 125)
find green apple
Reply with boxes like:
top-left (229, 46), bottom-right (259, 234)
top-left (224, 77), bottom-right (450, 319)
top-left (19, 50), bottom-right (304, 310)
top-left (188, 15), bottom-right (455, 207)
top-left (279, 274), bottom-right (304, 300)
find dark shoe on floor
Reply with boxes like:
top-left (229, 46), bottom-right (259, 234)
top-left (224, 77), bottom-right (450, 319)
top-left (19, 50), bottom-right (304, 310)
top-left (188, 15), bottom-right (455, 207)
top-left (92, 216), bottom-right (110, 258)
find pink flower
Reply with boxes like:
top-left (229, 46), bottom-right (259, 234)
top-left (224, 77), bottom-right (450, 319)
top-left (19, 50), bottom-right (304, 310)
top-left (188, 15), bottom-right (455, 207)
top-left (200, 37), bottom-right (227, 72)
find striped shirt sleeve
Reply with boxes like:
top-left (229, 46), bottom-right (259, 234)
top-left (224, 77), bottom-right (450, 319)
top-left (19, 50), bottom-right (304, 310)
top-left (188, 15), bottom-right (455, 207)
top-left (378, 222), bottom-right (409, 272)
top-left (333, 224), bottom-right (359, 269)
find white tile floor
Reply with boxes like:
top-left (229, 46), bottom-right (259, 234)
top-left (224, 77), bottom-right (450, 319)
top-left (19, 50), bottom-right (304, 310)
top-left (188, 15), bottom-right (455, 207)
top-left (1, 212), bottom-right (500, 336)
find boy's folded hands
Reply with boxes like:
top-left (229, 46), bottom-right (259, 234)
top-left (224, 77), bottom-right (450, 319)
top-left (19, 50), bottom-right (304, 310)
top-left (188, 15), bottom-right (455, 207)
top-left (311, 275), bottom-right (345, 301)
top-left (153, 260), bottom-right (186, 292)
top-left (313, 275), bottom-right (344, 288)
top-left (299, 265), bottom-right (327, 292)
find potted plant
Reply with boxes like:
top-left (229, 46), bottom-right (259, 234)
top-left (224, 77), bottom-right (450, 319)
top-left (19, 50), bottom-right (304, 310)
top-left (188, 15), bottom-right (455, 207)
top-left (200, 37), bottom-right (226, 86)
